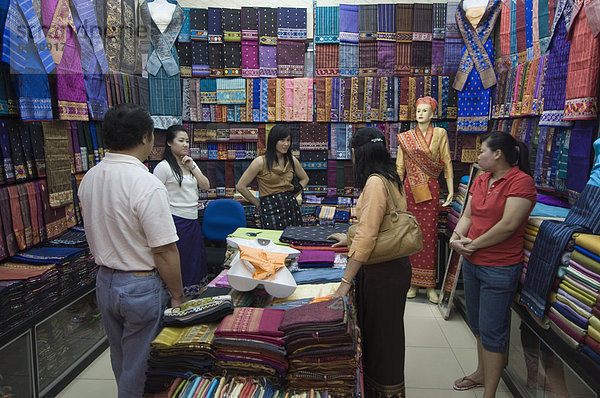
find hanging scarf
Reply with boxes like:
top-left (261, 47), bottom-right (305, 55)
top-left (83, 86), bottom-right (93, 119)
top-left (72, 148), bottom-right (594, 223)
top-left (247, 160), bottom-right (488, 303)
top-left (398, 126), bottom-right (445, 203)
top-left (42, 121), bottom-right (73, 208)
top-left (315, 6), bottom-right (339, 43)
top-left (411, 4), bottom-right (433, 75)
top-left (259, 7), bottom-right (277, 45)
top-left (242, 7), bottom-right (259, 78)
top-left (454, 0), bottom-right (503, 91)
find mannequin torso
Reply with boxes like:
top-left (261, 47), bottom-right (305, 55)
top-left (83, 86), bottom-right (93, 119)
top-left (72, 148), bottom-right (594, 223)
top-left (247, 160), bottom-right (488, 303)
top-left (463, 0), bottom-right (488, 27)
top-left (148, 0), bottom-right (176, 33)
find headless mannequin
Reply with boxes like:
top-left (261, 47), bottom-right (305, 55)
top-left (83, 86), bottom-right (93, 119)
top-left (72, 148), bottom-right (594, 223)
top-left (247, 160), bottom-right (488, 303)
top-left (405, 103), bottom-right (454, 303)
top-left (147, 0), bottom-right (176, 33)
top-left (463, 0), bottom-right (489, 27)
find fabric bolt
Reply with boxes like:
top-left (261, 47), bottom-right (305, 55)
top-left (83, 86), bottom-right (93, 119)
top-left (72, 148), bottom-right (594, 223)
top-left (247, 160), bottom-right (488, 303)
top-left (277, 41), bottom-right (305, 77)
top-left (259, 7), bottom-right (277, 46)
top-left (223, 42), bottom-right (241, 77)
top-left (259, 45), bottom-right (277, 78)
top-left (316, 44), bottom-right (339, 77)
top-left (315, 6), bottom-right (339, 44)
top-left (411, 4), bottom-right (433, 75)
top-left (563, 2), bottom-right (600, 121)
top-left (0, 187), bottom-right (17, 256)
top-left (140, 0), bottom-right (183, 129)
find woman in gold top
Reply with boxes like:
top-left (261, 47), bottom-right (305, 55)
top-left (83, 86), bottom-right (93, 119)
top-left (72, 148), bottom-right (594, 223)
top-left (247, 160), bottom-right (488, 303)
top-left (397, 96), bottom-right (454, 303)
top-left (236, 125), bottom-right (309, 230)
top-left (329, 127), bottom-right (411, 397)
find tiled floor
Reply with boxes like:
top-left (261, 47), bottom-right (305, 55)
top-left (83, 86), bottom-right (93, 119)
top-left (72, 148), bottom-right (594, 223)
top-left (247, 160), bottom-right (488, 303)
top-left (57, 297), bottom-right (513, 398)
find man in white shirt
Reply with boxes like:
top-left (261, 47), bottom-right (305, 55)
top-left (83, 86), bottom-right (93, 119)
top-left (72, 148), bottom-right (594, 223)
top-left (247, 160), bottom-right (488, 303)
top-left (78, 103), bottom-right (184, 398)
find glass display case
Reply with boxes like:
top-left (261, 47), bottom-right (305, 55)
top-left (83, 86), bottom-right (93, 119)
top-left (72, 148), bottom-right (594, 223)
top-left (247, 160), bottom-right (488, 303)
top-left (36, 290), bottom-right (105, 396)
top-left (504, 306), bottom-right (598, 398)
top-left (0, 284), bottom-right (107, 397)
top-left (0, 331), bottom-right (35, 397)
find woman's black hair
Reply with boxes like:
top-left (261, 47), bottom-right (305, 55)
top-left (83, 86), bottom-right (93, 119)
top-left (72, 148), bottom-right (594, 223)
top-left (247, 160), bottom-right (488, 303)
top-left (162, 124), bottom-right (188, 186)
top-left (265, 124), bottom-right (295, 173)
top-left (351, 127), bottom-right (403, 190)
top-left (102, 103), bottom-right (154, 150)
top-left (482, 131), bottom-right (531, 175)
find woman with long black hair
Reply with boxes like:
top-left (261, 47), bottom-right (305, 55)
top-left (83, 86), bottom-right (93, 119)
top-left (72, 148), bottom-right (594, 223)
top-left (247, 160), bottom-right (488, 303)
top-left (236, 124), bottom-right (309, 230)
top-left (153, 125), bottom-right (210, 298)
top-left (328, 127), bottom-right (412, 397)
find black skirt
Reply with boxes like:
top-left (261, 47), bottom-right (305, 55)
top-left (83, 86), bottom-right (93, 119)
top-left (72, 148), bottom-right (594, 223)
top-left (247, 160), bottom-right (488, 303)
top-left (356, 257), bottom-right (411, 397)
top-left (259, 191), bottom-right (302, 230)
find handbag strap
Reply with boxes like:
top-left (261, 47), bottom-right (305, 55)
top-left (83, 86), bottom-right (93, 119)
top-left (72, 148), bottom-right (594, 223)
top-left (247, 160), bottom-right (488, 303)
top-left (372, 174), bottom-right (401, 215)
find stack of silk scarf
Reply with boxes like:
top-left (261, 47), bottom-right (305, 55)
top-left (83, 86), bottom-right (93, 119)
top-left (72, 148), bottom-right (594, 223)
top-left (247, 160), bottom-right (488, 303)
top-left (213, 307), bottom-right (287, 378)
top-left (145, 375), bottom-right (283, 398)
top-left (145, 323), bottom-right (219, 395)
top-left (279, 297), bottom-right (357, 397)
top-left (547, 233), bottom-right (600, 351)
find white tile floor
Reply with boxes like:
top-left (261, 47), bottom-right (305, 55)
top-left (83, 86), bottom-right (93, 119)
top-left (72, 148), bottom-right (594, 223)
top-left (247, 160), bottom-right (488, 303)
top-left (57, 297), bottom-right (514, 398)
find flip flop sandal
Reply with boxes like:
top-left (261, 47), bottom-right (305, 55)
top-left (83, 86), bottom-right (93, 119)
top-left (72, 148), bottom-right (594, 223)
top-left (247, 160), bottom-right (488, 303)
top-left (453, 376), bottom-right (484, 391)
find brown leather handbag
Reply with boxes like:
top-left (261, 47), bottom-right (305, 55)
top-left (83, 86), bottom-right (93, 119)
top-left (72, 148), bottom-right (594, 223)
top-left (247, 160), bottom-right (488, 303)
top-left (347, 175), bottom-right (423, 264)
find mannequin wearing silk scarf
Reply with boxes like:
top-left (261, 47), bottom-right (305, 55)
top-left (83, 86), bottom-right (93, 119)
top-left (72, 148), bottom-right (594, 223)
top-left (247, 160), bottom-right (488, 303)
top-left (454, 0), bottom-right (502, 134)
top-left (397, 97), bottom-right (453, 304)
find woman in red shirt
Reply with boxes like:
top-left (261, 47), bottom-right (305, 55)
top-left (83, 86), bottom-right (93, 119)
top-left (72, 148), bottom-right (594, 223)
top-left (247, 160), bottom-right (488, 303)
top-left (450, 131), bottom-right (537, 396)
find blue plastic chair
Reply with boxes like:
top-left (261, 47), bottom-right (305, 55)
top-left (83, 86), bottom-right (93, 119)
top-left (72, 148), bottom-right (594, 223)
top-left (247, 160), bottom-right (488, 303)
top-left (201, 199), bottom-right (247, 242)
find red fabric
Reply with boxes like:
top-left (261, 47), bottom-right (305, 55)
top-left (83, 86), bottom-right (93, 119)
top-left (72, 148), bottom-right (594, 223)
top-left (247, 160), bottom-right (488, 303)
top-left (467, 166), bottom-right (537, 266)
top-left (406, 177), bottom-right (439, 288)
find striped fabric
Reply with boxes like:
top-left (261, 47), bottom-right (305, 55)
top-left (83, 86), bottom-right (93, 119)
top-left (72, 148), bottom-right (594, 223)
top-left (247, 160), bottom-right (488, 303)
top-left (395, 4), bottom-right (413, 76)
top-left (315, 6), bottom-right (339, 43)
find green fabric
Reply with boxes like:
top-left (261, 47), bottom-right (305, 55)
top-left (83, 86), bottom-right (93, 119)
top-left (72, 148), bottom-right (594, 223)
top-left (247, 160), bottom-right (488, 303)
top-left (560, 281), bottom-right (596, 308)
top-left (559, 266), bottom-right (600, 290)
top-left (228, 227), bottom-right (287, 246)
top-left (572, 250), bottom-right (600, 275)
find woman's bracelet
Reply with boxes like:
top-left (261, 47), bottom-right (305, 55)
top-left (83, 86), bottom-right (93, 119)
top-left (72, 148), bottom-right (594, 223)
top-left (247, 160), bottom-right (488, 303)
top-left (341, 277), bottom-right (352, 286)
top-left (189, 164), bottom-right (197, 171)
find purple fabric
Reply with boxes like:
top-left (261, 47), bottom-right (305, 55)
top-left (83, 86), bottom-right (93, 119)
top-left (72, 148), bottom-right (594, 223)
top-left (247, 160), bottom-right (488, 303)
top-left (552, 299), bottom-right (589, 325)
top-left (536, 194), bottom-right (571, 208)
top-left (377, 41), bottom-right (395, 76)
top-left (558, 289), bottom-right (592, 313)
top-left (549, 312), bottom-right (584, 343)
top-left (298, 250), bottom-right (335, 264)
top-left (431, 39), bottom-right (445, 75)
top-left (540, 15), bottom-right (571, 121)
top-left (259, 45), bottom-right (277, 77)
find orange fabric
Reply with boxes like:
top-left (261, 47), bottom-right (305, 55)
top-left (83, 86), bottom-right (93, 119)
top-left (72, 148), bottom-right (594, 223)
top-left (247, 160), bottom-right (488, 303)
top-left (415, 96), bottom-right (438, 112)
top-left (310, 296), bottom-right (333, 303)
top-left (239, 245), bottom-right (288, 280)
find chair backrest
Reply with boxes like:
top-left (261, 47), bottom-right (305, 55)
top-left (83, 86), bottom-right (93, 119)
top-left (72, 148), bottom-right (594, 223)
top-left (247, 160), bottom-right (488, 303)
top-left (201, 199), bottom-right (247, 241)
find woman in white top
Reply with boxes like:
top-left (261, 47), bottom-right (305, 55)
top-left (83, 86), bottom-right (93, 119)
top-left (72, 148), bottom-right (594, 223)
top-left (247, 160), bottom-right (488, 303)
top-left (153, 125), bottom-right (210, 298)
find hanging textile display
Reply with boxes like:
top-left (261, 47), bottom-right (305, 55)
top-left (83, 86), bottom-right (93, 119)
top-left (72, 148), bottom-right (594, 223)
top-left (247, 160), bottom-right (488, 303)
top-left (376, 4), bottom-right (395, 77)
top-left (454, 0), bottom-right (502, 133)
top-left (2, 0), bottom-right (55, 120)
top-left (207, 7), bottom-right (223, 77)
top-left (242, 7), bottom-right (259, 78)
top-left (358, 5), bottom-right (377, 77)
top-left (222, 8), bottom-right (241, 77)
top-left (190, 8), bottom-right (209, 77)
top-left (338, 5), bottom-right (358, 77)
top-left (276, 7), bottom-right (306, 77)
top-left (140, 0), bottom-right (184, 129)
top-left (394, 4), bottom-right (413, 76)
top-left (315, 6), bottom-right (339, 77)
top-left (432, 3), bottom-right (447, 75)
top-left (104, 0), bottom-right (122, 71)
top-left (563, 0), bottom-right (600, 121)
top-left (444, 2), bottom-right (463, 75)
top-left (42, 121), bottom-right (73, 208)
top-left (411, 4), bottom-right (433, 75)
top-left (259, 7), bottom-right (277, 78)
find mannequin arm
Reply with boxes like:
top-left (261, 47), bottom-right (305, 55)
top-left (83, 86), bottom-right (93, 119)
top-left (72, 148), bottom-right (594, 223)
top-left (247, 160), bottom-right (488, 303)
top-left (442, 177), bottom-right (454, 206)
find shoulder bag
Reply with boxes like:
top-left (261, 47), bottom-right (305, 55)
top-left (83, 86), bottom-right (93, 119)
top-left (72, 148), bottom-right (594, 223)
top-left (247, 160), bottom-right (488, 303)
top-left (347, 175), bottom-right (423, 264)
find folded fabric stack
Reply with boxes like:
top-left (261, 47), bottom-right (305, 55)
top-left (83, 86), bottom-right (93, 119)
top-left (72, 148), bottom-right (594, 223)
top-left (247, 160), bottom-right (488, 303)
top-left (291, 250), bottom-right (345, 285)
top-left (146, 375), bottom-right (284, 398)
top-left (570, 234), bottom-right (600, 364)
top-left (438, 206), bottom-right (449, 233)
top-left (280, 225), bottom-right (349, 247)
top-left (279, 297), bottom-right (357, 397)
top-left (547, 233), bottom-right (600, 351)
top-left (446, 175), bottom-right (468, 233)
top-left (0, 245), bottom-right (96, 330)
top-left (145, 323), bottom-right (219, 395)
top-left (163, 295), bottom-right (234, 327)
top-left (213, 307), bottom-right (287, 378)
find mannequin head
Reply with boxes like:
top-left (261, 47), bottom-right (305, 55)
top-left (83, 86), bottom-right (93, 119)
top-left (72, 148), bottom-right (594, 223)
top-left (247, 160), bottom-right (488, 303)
top-left (415, 96), bottom-right (437, 124)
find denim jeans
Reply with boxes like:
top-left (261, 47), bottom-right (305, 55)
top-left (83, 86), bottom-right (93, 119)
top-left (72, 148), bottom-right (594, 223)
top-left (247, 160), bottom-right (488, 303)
top-left (96, 266), bottom-right (169, 398)
top-left (462, 258), bottom-right (522, 353)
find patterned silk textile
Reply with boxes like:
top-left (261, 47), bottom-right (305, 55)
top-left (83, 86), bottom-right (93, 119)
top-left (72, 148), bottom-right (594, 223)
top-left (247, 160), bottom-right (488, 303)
top-left (71, 0), bottom-right (109, 120)
top-left (222, 9), bottom-right (241, 77)
top-left (339, 5), bottom-right (359, 77)
top-left (563, 0), bottom-right (600, 121)
top-left (190, 8), bottom-right (209, 77)
top-left (377, 4), bottom-right (395, 77)
top-left (454, 0), bottom-right (502, 133)
top-left (259, 8), bottom-right (277, 78)
top-left (140, 0), bottom-right (184, 129)
top-left (315, 7), bottom-right (339, 77)
top-left (411, 4), bottom-right (433, 75)
top-left (359, 5), bottom-right (377, 76)
top-left (395, 4), bottom-right (413, 76)
top-left (242, 7), bottom-right (259, 78)
top-left (2, 0), bottom-right (55, 120)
